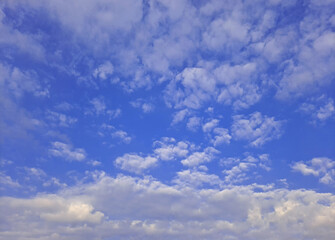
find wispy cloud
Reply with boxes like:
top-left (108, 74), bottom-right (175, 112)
top-left (49, 142), bottom-right (86, 162)
top-left (292, 157), bottom-right (335, 184)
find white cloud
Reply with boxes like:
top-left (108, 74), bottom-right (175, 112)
top-left (0, 63), bottom-right (49, 98)
top-left (55, 102), bottom-right (73, 111)
top-left (107, 108), bottom-right (122, 119)
top-left (43, 177), bottom-right (67, 188)
top-left (88, 160), bottom-right (102, 167)
top-left (211, 127), bottom-right (231, 146)
top-left (223, 162), bottom-right (256, 184)
top-left (214, 62), bottom-right (262, 110)
top-left (275, 28), bottom-right (335, 99)
top-left (292, 157), bottom-right (335, 184)
top-left (93, 61), bottom-right (114, 80)
top-left (153, 138), bottom-right (189, 161)
top-left (201, 119), bottom-right (231, 146)
top-left (99, 124), bottom-right (131, 144)
top-left (165, 61), bottom-right (263, 112)
top-left (0, 158), bottom-right (13, 166)
top-left (231, 112), bottom-right (283, 147)
top-left (24, 167), bottom-right (47, 179)
top-left (317, 99), bottom-right (335, 121)
top-left (202, 17), bottom-right (249, 51)
top-left (171, 109), bottom-right (189, 125)
top-left (112, 130), bottom-right (132, 144)
top-left (115, 154), bottom-right (158, 174)
top-left (299, 96), bottom-right (335, 123)
top-left (222, 154), bottom-right (271, 184)
top-left (0, 8), bottom-right (45, 59)
top-left (0, 173), bottom-right (335, 239)
top-left (3, 0), bottom-right (333, 102)
top-left (165, 68), bottom-right (216, 110)
top-left (90, 97), bottom-right (106, 115)
top-left (173, 169), bottom-right (222, 188)
top-left (181, 147), bottom-right (219, 168)
top-left (202, 119), bottom-right (219, 132)
top-left (88, 97), bottom-right (121, 118)
top-left (4, 195), bottom-right (103, 225)
top-left (186, 116), bottom-right (202, 131)
top-left (49, 141), bottom-right (86, 162)
top-left (0, 172), bottom-right (20, 189)
top-left (130, 98), bottom-right (155, 113)
top-left (46, 111), bottom-right (77, 127)
top-left (292, 162), bottom-right (319, 176)
top-left (6, 0), bottom-right (143, 43)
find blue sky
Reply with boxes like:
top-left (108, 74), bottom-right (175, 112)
top-left (0, 0), bottom-right (335, 239)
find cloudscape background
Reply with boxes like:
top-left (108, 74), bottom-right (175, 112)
top-left (0, 0), bottom-right (335, 239)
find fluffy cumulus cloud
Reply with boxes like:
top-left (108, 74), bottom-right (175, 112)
top-left (231, 112), bottom-right (283, 147)
top-left (115, 154), bottom-right (158, 174)
top-left (0, 173), bottom-right (335, 240)
top-left (215, 62), bottom-right (262, 110)
top-left (201, 119), bottom-right (232, 146)
top-left (181, 147), bottom-right (219, 168)
top-left (49, 142), bottom-right (86, 162)
top-left (166, 67), bottom-right (217, 109)
top-left (221, 154), bottom-right (271, 184)
top-left (165, 62), bottom-right (262, 111)
top-left (292, 157), bottom-right (335, 184)
top-left (211, 127), bottom-right (232, 146)
top-left (111, 130), bottom-right (132, 144)
top-left (153, 137), bottom-right (190, 161)
top-left (202, 119), bottom-right (219, 132)
top-left (1, 0), bottom-right (334, 98)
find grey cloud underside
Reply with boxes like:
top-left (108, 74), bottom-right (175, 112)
top-left (1, 174), bottom-right (334, 240)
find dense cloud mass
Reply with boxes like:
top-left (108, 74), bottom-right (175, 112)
top-left (0, 0), bottom-right (334, 239)
top-left (1, 173), bottom-right (335, 240)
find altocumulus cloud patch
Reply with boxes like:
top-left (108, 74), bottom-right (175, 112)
top-left (0, 0), bottom-right (335, 239)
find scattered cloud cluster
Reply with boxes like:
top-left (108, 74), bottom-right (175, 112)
top-left (0, 172), bottom-right (20, 190)
top-left (221, 154), bottom-right (271, 184)
top-left (113, 137), bottom-right (224, 174)
top-left (0, 63), bottom-right (49, 98)
top-left (49, 141), bottom-right (86, 162)
top-left (46, 111), bottom-right (77, 127)
top-left (299, 96), bottom-right (335, 123)
top-left (88, 97), bottom-right (121, 118)
top-left (292, 157), bottom-right (335, 184)
top-left (0, 1), bottom-right (334, 239)
top-left (153, 137), bottom-right (190, 161)
top-left (115, 154), bottom-right (158, 174)
top-left (130, 98), bottom-right (155, 113)
top-left (114, 137), bottom-right (196, 174)
top-left (181, 147), bottom-right (219, 168)
top-left (231, 112), bottom-right (283, 147)
top-left (100, 124), bottom-right (132, 144)
top-left (202, 119), bottom-right (231, 146)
